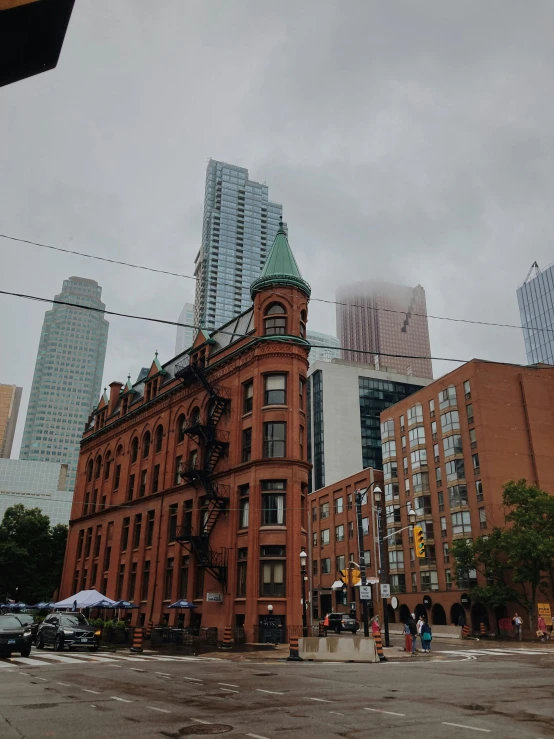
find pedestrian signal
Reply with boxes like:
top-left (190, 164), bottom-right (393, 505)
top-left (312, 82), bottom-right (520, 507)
top-left (414, 526), bottom-right (426, 558)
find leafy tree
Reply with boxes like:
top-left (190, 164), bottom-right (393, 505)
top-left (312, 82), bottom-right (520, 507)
top-left (452, 480), bottom-right (554, 630)
top-left (0, 505), bottom-right (68, 604)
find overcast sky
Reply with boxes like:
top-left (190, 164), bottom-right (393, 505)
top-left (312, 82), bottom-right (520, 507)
top-left (1, 0), bottom-right (553, 456)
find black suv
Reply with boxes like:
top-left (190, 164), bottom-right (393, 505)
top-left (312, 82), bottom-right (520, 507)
top-left (325, 613), bottom-right (359, 634)
top-left (36, 613), bottom-right (100, 651)
top-left (0, 614), bottom-right (33, 657)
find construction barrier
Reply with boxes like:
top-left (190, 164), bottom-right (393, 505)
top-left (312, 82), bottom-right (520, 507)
top-left (130, 626), bottom-right (144, 653)
top-left (480, 622), bottom-right (487, 637)
top-left (374, 629), bottom-right (387, 662)
top-left (287, 634), bottom-right (302, 661)
top-left (221, 625), bottom-right (232, 650)
top-left (299, 636), bottom-right (378, 662)
top-left (145, 620), bottom-right (153, 639)
top-left (462, 624), bottom-right (471, 639)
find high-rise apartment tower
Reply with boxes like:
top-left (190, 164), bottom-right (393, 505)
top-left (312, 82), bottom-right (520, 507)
top-left (517, 261), bottom-right (554, 366)
top-left (175, 302), bottom-right (196, 356)
top-left (194, 159), bottom-right (283, 329)
top-left (20, 277), bottom-right (109, 490)
top-left (0, 384), bottom-right (22, 458)
top-left (336, 280), bottom-right (433, 379)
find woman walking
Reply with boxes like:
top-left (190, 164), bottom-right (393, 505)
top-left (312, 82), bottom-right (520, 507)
top-left (421, 619), bottom-right (433, 653)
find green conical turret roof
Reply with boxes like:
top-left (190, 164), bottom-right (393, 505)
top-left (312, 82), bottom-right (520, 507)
top-left (250, 222), bottom-right (311, 298)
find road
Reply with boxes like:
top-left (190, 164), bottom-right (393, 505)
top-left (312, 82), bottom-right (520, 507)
top-left (1, 642), bottom-right (554, 738)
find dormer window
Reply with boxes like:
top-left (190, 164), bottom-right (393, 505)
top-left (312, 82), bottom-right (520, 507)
top-left (264, 303), bottom-right (286, 336)
top-left (300, 309), bottom-right (307, 339)
top-left (121, 397), bottom-right (129, 415)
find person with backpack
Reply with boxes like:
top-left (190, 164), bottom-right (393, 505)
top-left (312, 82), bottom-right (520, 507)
top-left (403, 618), bottom-right (412, 653)
top-left (421, 619), bottom-right (432, 653)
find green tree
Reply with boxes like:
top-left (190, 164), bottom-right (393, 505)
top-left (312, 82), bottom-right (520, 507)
top-left (0, 505), bottom-right (68, 604)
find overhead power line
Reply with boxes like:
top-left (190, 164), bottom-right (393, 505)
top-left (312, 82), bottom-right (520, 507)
top-left (1, 232), bottom-right (547, 337)
top-left (0, 288), bottom-right (470, 364)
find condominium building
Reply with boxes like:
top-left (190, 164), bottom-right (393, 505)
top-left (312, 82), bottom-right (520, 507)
top-left (307, 360), bottom-right (430, 491)
top-left (0, 459), bottom-right (70, 526)
top-left (20, 277), bottom-right (109, 490)
top-left (175, 302), bottom-right (196, 356)
top-left (0, 384), bottom-right (22, 458)
top-left (194, 159), bottom-right (283, 330)
top-left (517, 261), bottom-right (554, 365)
top-left (377, 360), bottom-right (554, 630)
top-left (306, 330), bottom-right (340, 366)
top-left (336, 280), bottom-right (433, 379)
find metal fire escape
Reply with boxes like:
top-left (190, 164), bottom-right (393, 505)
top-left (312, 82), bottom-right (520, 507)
top-left (174, 357), bottom-right (231, 589)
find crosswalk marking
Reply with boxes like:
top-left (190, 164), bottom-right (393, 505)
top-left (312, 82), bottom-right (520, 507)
top-left (0, 650), bottom-right (216, 670)
top-left (441, 648), bottom-right (554, 658)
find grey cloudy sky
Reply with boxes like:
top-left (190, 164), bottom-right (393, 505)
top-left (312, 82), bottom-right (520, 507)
top-left (1, 0), bottom-right (553, 455)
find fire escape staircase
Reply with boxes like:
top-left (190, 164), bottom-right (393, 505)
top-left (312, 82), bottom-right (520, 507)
top-left (174, 358), bottom-right (231, 589)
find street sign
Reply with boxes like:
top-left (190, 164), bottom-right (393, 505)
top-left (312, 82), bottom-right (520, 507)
top-left (340, 568), bottom-right (361, 585)
top-left (359, 585), bottom-right (372, 600)
top-left (538, 603), bottom-right (551, 619)
top-left (380, 584), bottom-right (391, 598)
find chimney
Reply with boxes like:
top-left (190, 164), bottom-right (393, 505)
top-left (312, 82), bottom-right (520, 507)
top-left (108, 381), bottom-right (123, 416)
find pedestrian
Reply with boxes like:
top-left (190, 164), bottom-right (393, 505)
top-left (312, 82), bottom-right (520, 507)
top-left (409, 617), bottom-right (418, 654)
top-left (417, 615), bottom-right (426, 650)
top-left (537, 615), bottom-right (549, 642)
top-left (421, 620), bottom-right (432, 653)
top-left (370, 615), bottom-right (381, 637)
top-left (322, 613), bottom-right (329, 637)
top-left (513, 613), bottom-right (523, 641)
top-left (403, 618), bottom-right (413, 654)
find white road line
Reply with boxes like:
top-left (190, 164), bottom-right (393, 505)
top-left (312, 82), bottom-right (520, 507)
top-left (101, 655), bottom-right (147, 662)
top-left (155, 672), bottom-right (172, 678)
top-left (9, 657), bottom-right (51, 666)
top-left (190, 718), bottom-right (211, 724)
top-left (247, 734), bottom-right (271, 739)
top-left (257, 689), bottom-right (285, 695)
top-left (34, 677), bottom-right (48, 682)
top-left (220, 688), bottom-right (239, 693)
top-left (442, 722), bottom-right (491, 733)
top-left (111, 696), bottom-right (133, 703)
top-left (304, 697), bottom-right (333, 703)
top-left (218, 682), bottom-right (239, 687)
top-left (56, 681), bottom-right (71, 687)
top-left (329, 711), bottom-right (345, 716)
top-left (147, 706), bottom-right (171, 713)
top-left (183, 676), bottom-right (203, 683)
top-left (364, 707), bottom-right (406, 717)
top-left (19, 671), bottom-right (31, 676)
top-left (82, 689), bottom-right (101, 694)
top-left (130, 668), bottom-right (146, 672)
top-left (37, 654), bottom-right (100, 665)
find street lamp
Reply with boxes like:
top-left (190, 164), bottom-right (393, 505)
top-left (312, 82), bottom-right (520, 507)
top-left (300, 549), bottom-right (308, 637)
top-left (355, 482), bottom-right (381, 638)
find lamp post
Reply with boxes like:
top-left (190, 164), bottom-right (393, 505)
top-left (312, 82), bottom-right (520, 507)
top-left (300, 549), bottom-right (308, 637)
top-left (355, 482), bottom-right (381, 638)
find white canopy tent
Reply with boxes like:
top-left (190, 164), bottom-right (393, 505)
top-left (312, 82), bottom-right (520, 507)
top-left (53, 589), bottom-right (117, 609)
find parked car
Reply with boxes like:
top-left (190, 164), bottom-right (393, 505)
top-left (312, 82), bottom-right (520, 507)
top-left (36, 613), bottom-right (100, 652)
top-left (325, 613), bottom-right (359, 634)
top-left (0, 614), bottom-right (33, 657)
top-left (13, 613), bottom-right (39, 641)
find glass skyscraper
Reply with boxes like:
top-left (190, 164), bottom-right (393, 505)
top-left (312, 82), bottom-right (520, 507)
top-left (194, 159), bottom-right (283, 330)
top-left (20, 277), bottom-right (109, 490)
top-left (175, 301), bottom-right (196, 356)
top-left (307, 330), bottom-right (340, 365)
top-left (517, 261), bottom-right (554, 366)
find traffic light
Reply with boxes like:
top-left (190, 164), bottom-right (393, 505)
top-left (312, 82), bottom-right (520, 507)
top-left (414, 526), bottom-right (426, 558)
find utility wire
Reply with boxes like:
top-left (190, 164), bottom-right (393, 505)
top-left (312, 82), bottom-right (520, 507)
top-left (0, 287), bottom-right (469, 364)
top-left (1, 232), bottom-right (548, 337)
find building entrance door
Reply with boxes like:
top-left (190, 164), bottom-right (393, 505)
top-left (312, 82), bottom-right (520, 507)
top-left (258, 615), bottom-right (285, 644)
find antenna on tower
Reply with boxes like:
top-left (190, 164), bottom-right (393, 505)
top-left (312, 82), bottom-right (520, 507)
top-left (524, 261), bottom-right (541, 283)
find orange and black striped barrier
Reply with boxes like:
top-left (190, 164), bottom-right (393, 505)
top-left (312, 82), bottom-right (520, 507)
top-left (287, 633), bottom-right (302, 661)
top-left (462, 624), bottom-right (471, 639)
top-left (374, 629), bottom-right (387, 662)
top-left (130, 626), bottom-right (144, 653)
top-left (480, 622), bottom-right (487, 637)
top-left (221, 625), bottom-right (232, 650)
top-left (145, 620), bottom-right (153, 639)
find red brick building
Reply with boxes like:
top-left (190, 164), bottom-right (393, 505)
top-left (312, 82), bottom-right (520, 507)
top-left (59, 224), bottom-right (312, 641)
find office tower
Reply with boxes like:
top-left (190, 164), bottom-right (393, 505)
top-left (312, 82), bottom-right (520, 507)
top-left (20, 277), bottom-right (109, 490)
top-left (336, 280), bottom-right (433, 379)
top-left (306, 330), bottom-right (340, 366)
top-left (0, 460), bottom-right (70, 526)
top-left (194, 159), bottom-right (283, 329)
top-left (175, 302), bottom-right (196, 355)
top-left (517, 261), bottom-right (554, 365)
top-left (0, 384), bottom-right (22, 458)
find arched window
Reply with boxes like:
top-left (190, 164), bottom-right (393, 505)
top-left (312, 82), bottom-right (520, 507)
top-left (94, 456), bottom-right (102, 479)
top-left (177, 414), bottom-right (186, 443)
top-left (300, 309), bottom-right (307, 339)
top-left (190, 407), bottom-right (200, 426)
top-left (264, 303), bottom-right (286, 336)
top-left (104, 451), bottom-right (112, 480)
top-left (86, 459), bottom-right (93, 482)
top-left (155, 425), bottom-right (164, 453)
top-left (116, 444), bottom-right (124, 458)
top-left (131, 437), bottom-right (139, 463)
top-left (143, 431), bottom-right (151, 459)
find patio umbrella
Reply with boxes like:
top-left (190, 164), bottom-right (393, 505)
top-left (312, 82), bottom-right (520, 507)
top-left (7, 602), bottom-right (28, 610)
top-left (112, 600), bottom-right (138, 609)
top-left (29, 602), bottom-right (56, 609)
top-left (168, 600), bottom-right (197, 609)
top-left (89, 600), bottom-right (116, 609)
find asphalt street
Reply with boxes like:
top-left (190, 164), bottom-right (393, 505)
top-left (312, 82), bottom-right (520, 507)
top-left (1, 642), bottom-right (554, 738)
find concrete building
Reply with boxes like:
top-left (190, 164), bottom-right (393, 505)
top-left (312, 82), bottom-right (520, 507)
top-left (175, 302), bottom-right (196, 356)
top-left (60, 225), bottom-right (311, 641)
top-left (517, 261), bottom-right (554, 366)
top-left (377, 359), bottom-right (554, 630)
top-left (307, 360), bottom-right (430, 491)
top-left (0, 459), bottom-right (70, 526)
top-left (20, 277), bottom-right (109, 490)
top-left (0, 384), bottom-right (22, 458)
top-left (194, 159), bottom-right (283, 331)
top-left (307, 330), bottom-right (340, 366)
top-left (336, 280), bottom-right (433, 379)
